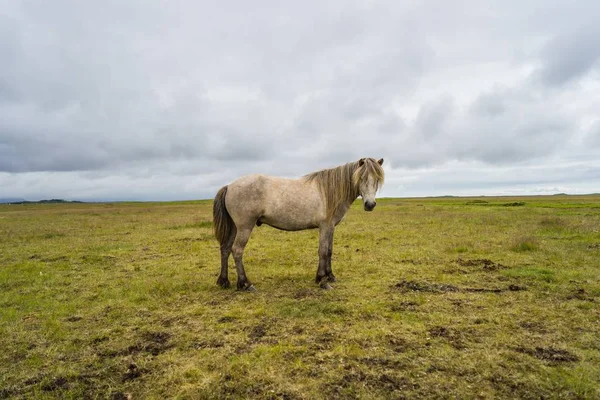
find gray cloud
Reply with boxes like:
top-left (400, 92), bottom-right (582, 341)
top-left (537, 24), bottom-right (600, 86)
top-left (1, 1), bottom-right (599, 200)
top-left (586, 122), bottom-right (600, 148)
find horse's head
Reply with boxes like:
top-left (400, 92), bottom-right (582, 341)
top-left (355, 158), bottom-right (384, 211)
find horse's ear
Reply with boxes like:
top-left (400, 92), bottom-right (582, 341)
top-left (377, 158), bottom-right (384, 165)
top-left (359, 158), bottom-right (365, 166)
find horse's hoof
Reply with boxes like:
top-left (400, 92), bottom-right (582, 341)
top-left (327, 275), bottom-right (337, 283)
top-left (217, 278), bottom-right (231, 289)
top-left (237, 282), bottom-right (256, 291)
top-left (320, 282), bottom-right (333, 290)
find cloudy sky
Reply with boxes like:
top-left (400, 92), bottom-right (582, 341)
top-left (1, 0), bottom-right (600, 201)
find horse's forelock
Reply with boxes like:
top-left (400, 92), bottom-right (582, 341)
top-left (353, 158), bottom-right (385, 188)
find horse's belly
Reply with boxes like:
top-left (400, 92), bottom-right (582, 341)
top-left (261, 192), bottom-right (323, 231)
top-left (260, 212), bottom-right (319, 231)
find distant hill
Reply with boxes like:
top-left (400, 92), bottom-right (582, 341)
top-left (0, 198), bottom-right (83, 204)
top-left (0, 198), bottom-right (26, 203)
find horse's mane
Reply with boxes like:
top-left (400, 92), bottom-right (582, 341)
top-left (303, 158), bottom-right (385, 221)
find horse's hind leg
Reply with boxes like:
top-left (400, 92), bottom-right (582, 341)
top-left (232, 224), bottom-right (255, 291)
top-left (217, 225), bottom-right (237, 289)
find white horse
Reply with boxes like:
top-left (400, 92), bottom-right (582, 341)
top-left (213, 157), bottom-right (384, 290)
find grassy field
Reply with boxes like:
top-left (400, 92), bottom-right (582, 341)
top-left (1, 195), bottom-right (599, 399)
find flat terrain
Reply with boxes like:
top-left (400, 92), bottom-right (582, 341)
top-left (1, 196), bottom-right (599, 399)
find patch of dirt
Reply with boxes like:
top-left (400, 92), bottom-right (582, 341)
top-left (388, 337), bottom-right (409, 353)
top-left (293, 288), bottom-right (319, 299)
top-left (516, 346), bottom-right (579, 363)
top-left (23, 374), bottom-right (44, 386)
top-left (192, 339), bottom-right (224, 349)
top-left (160, 316), bottom-right (183, 327)
top-left (463, 287), bottom-right (503, 293)
top-left (217, 316), bottom-right (237, 323)
top-left (390, 301), bottom-right (419, 312)
top-left (377, 374), bottom-right (414, 391)
top-left (324, 364), bottom-right (418, 397)
top-left (456, 258), bottom-right (508, 271)
top-left (588, 243), bottom-right (600, 249)
top-left (393, 280), bottom-right (459, 293)
top-left (566, 288), bottom-right (595, 302)
top-left (449, 299), bottom-right (466, 308)
top-left (140, 331), bottom-right (171, 351)
top-left (518, 321), bottom-right (548, 333)
top-left (392, 280), bottom-right (527, 294)
top-left (110, 392), bottom-right (132, 400)
top-left (356, 356), bottom-right (405, 369)
top-left (91, 335), bottom-right (108, 344)
top-left (488, 373), bottom-right (526, 394)
top-left (65, 315), bottom-right (83, 322)
top-left (399, 258), bottom-right (423, 265)
top-left (308, 331), bottom-right (336, 351)
top-left (291, 325), bottom-right (304, 335)
top-left (122, 363), bottom-right (147, 382)
top-left (104, 331), bottom-right (172, 357)
top-left (247, 318), bottom-right (277, 344)
top-left (173, 235), bottom-right (212, 242)
top-left (463, 284), bottom-right (527, 293)
top-left (508, 284), bottom-right (528, 291)
top-left (233, 344), bottom-right (252, 354)
top-left (0, 388), bottom-right (15, 399)
top-left (218, 374), bottom-right (293, 399)
top-left (248, 323), bottom-right (268, 342)
top-left (426, 364), bottom-right (447, 373)
top-left (428, 326), bottom-right (466, 349)
top-left (428, 326), bottom-right (450, 337)
top-left (41, 376), bottom-right (69, 392)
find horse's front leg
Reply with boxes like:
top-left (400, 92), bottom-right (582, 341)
top-left (316, 224), bottom-right (334, 289)
top-left (325, 228), bottom-right (336, 282)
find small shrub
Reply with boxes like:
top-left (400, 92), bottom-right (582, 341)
top-left (466, 200), bottom-right (489, 205)
top-left (502, 202), bottom-right (525, 207)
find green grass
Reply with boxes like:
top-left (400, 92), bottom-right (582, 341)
top-left (511, 236), bottom-right (539, 252)
top-left (1, 195), bottom-right (599, 399)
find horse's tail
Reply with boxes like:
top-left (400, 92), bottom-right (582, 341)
top-left (213, 186), bottom-right (234, 246)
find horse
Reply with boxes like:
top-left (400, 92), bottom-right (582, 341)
top-left (212, 157), bottom-right (384, 290)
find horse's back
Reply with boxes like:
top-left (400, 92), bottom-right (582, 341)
top-left (224, 174), bottom-right (267, 221)
top-left (225, 174), bottom-right (324, 230)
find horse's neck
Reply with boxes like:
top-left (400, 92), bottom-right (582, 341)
top-left (333, 180), bottom-right (359, 221)
top-left (331, 200), bottom-right (353, 225)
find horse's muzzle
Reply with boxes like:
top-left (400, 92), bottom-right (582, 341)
top-left (364, 201), bottom-right (376, 211)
